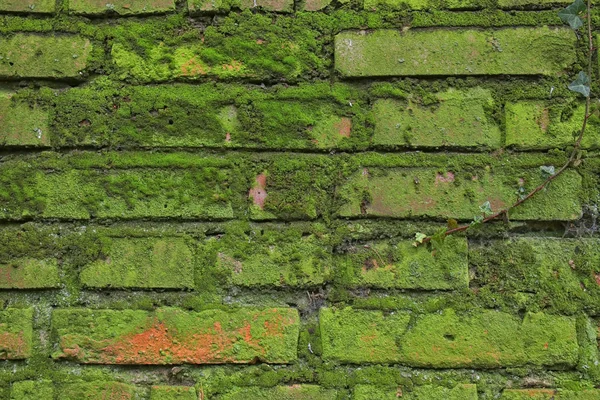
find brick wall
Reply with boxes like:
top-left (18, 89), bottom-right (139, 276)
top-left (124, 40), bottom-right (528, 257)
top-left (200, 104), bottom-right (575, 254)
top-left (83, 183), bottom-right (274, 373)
top-left (0, 0), bottom-right (599, 399)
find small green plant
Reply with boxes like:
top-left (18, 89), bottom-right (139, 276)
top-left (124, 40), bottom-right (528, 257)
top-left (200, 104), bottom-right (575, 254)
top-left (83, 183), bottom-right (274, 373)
top-left (414, 0), bottom-right (594, 247)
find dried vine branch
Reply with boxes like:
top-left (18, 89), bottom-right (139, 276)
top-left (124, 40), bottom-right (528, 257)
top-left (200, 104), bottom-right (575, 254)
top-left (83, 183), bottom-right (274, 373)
top-left (417, 0), bottom-right (594, 246)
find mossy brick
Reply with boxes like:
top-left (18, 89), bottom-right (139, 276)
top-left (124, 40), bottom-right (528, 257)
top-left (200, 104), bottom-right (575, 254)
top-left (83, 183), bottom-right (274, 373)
top-left (52, 83), bottom-right (363, 150)
top-left (52, 307), bottom-right (300, 364)
top-left (211, 229), bottom-right (332, 287)
top-left (220, 385), bottom-right (338, 399)
top-left (80, 237), bottom-right (194, 289)
top-left (0, 0), bottom-right (54, 13)
top-left (0, 91), bottom-right (49, 147)
top-left (0, 258), bottom-right (60, 289)
top-left (505, 101), bottom-right (600, 150)
top-left (470, 238), bottom-right (600, 314)
top-left (353, 384), bottom-right (477, 400)
top-left (150, 386), bottom-right (197, 400)
top-left (500, 389), bottom-right (600, 399)
top-left (0, 34), bottom-right (92, 79)
top-left (320, 308), bottom-right (578, 367)
top-left (35, 168), bottom-right (233, 220)
top-left (338, 167), bottom-right (581, 221)
top-left (498, 0), bottom-right (570, 8)
top-left (373, 88), bottom-right (501, 149)
top-left (337, 236), bottom-right (468, 290)
top-left (68, 0), bottom-right (176, 15)
top-left (10, 380), bottom-right (54, 400)
top-left (363, 0), bottom-right (481, 10)
top-left (0, 308), bottom-right (33, 360)
top-left (299, 0), bottom-right (332, 11)
top-left (335, 28), bottom-right (575, 77)
top-left (249, 156), bottom-right (336, 220)
top-left (110, 13), bottom-right (326, 83)
top-left (60, 382), bottom-right (136, 400)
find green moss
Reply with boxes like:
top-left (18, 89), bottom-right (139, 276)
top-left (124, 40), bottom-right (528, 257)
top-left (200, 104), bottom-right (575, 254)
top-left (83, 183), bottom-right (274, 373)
top-left (59, 382), bottom-right (136, 400)
top-left (220, 385), bottom-right (338, 400)
top-left (353, 384), bottom-right (477, 399)
top-left (372, 88), bottom-right (501, 149)
top-left (67, 0), bottom-right (176, 15)
top-left (80, 237), bottom-right (194, 289)
top-left (500, 389), bottom-right (600, 399)
top-left (0, 91), bottom-right (48, 147)
top-left (150, 385), bottom-right (197, 400)
top-left (0, 308), bottom-right (33, 360)
top-left (0, 258), bottom-right (60, 289)
top-left (335, 28), bottom-right (575, 77)
top-left (336, 236), bottom-right (468, 290)
top-left (0, 34), bottom-right (92, 79)
top-left (0, 0), bottom-right (55, 12)
top-left (10, 380), bottom-right (53, 400)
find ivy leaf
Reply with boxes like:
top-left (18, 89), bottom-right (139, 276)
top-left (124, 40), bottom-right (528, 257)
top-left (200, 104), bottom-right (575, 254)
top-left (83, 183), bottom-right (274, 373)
top-left (540, 165), bottom-right (555, 177)
top-left (413, 232), bottom-right (427, 247)
top-left (479, 201), bottom-right (492, 215)
top-left (470, 215), bottom-right (484, 228)
top-left (568, 71), bottom-right (591, 97)
top-left (558, 0), bottom-right (586, 30)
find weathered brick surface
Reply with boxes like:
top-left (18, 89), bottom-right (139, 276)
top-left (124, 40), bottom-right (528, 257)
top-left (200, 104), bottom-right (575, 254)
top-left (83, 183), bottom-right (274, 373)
top-left (221, 385), bottom-right (338, 399)
top-left (80, 237), bottom-right (194, 289)
top-left (336, 236), bottom-right (468, 290)
top-left (0, 258), bottom-right (60, 289)
top-left (335, 28), bottom-right (575, 77)
top-left (373, 88), bottom-right (501, 149)
top-left (68, 0), bottom-right (176, 15)
top-left (59, 382), bottom-right (137, 400)
top-left (353, 384), bottom-right (478, 399)
top-left (188, 0), bottom-right (294, 12)
top-left (321, 308), bottom-right (578, 367)
top-left (0, 0), bottom-right (54, 13)
top-left (0, 91), bottom-right (49, 147)
top-left (0, 35), bottom-right (92, 79)
top-left (0, 308), bottom-right (33, 360)
top-left (338, 167), bottom-right (581, 221)
top-left (500, 389), bottom-right (600, 399)
top-left (53, 308), bottom-right (300, 364)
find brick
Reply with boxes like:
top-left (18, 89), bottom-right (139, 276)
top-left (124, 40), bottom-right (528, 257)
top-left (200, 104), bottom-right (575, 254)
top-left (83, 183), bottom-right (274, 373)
top-left (505, 101), bottom-right (599, 150)
top-left (337, 236), bottom-right (468, 290)
top-left (0, 308), bottom-right (33, 360)
top-left (0, 91), bottom-right (49, 147)
top-left (221, 385), bottom-right (337, 400)
top-left (300, 0), bottom-right (332, 11)
top-left (188, 0), bottom-right (293, 12)
top-left (353, 384), bottom-right (477, 400)
top-left (150, 386), bottom-right (196, 400)
top-left (470, 238), bottom-right (600, 313)
top-left (60, 382), bottom-right (136, 400)
top-left (373, 88), bottom-right (501, 149)
top-left (80, 238), bottom-right (194, 289)
top-left (52, 307), bottom-right (300, 364)
top-left (363, 0), bottom-right (481, 10)
top-left (0, 34), bottom-right (92, 79)
top-left (320, 308), bottom-right (578, 367)
top-left (36, 169), bottom-right (233, 220)
top-left (211, 229), bottom-right (331, 287)
top-left (10, 380), bottom-right (54, 400)
top-left (68, 0), bottom-right (176, 15)
top-left (0, 258), bottom-right (60, 289)
top-left (53, 83), bottom-right (362, 150)
top-left (338, 167), bottom-right (581, 221)
top-left (335, 28), bottom-right (575, 77)
top-left (500, 389), bottom-right (600, 399)
top-left (0, 0), bottom-right (54, 13)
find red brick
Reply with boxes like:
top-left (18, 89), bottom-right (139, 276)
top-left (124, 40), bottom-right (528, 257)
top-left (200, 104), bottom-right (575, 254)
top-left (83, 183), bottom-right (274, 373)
top-left (0, 308), bottom-right (33, 360)
top-left (68, 0), bottom-right (176, 15)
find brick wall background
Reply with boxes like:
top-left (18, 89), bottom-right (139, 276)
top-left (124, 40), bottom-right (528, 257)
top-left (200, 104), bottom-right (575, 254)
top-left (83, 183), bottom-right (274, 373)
top-left (0, 0), bottom-right (600, 399)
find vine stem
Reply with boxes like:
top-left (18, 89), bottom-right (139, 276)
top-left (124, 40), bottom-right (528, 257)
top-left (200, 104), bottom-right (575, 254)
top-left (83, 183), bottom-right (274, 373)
top-left (419, 1), bottom-right (593, 245)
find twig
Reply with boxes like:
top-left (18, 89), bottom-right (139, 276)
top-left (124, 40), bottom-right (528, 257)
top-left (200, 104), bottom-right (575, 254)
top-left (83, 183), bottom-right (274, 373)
top-left (419, 1), bottom-right (593, 245)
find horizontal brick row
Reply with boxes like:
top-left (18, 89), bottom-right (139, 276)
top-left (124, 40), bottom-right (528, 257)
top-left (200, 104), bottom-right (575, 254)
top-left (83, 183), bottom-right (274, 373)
top-left (335, 28), bottom-right (575, 77)
top-left (0, 0), bottom-right (574, 14)
top-left (320, 308), bottom-right (578, 367)
top-left (0, 258), bottom-right (59, 289)
top-left (0, 153), bottom-right (583, 222)
top-left (353, 384), bottom-right (477, 399)
top-left (4, 84), bottom-right (594, 151)
top-left (52, 307), bottom-right (300, 364)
